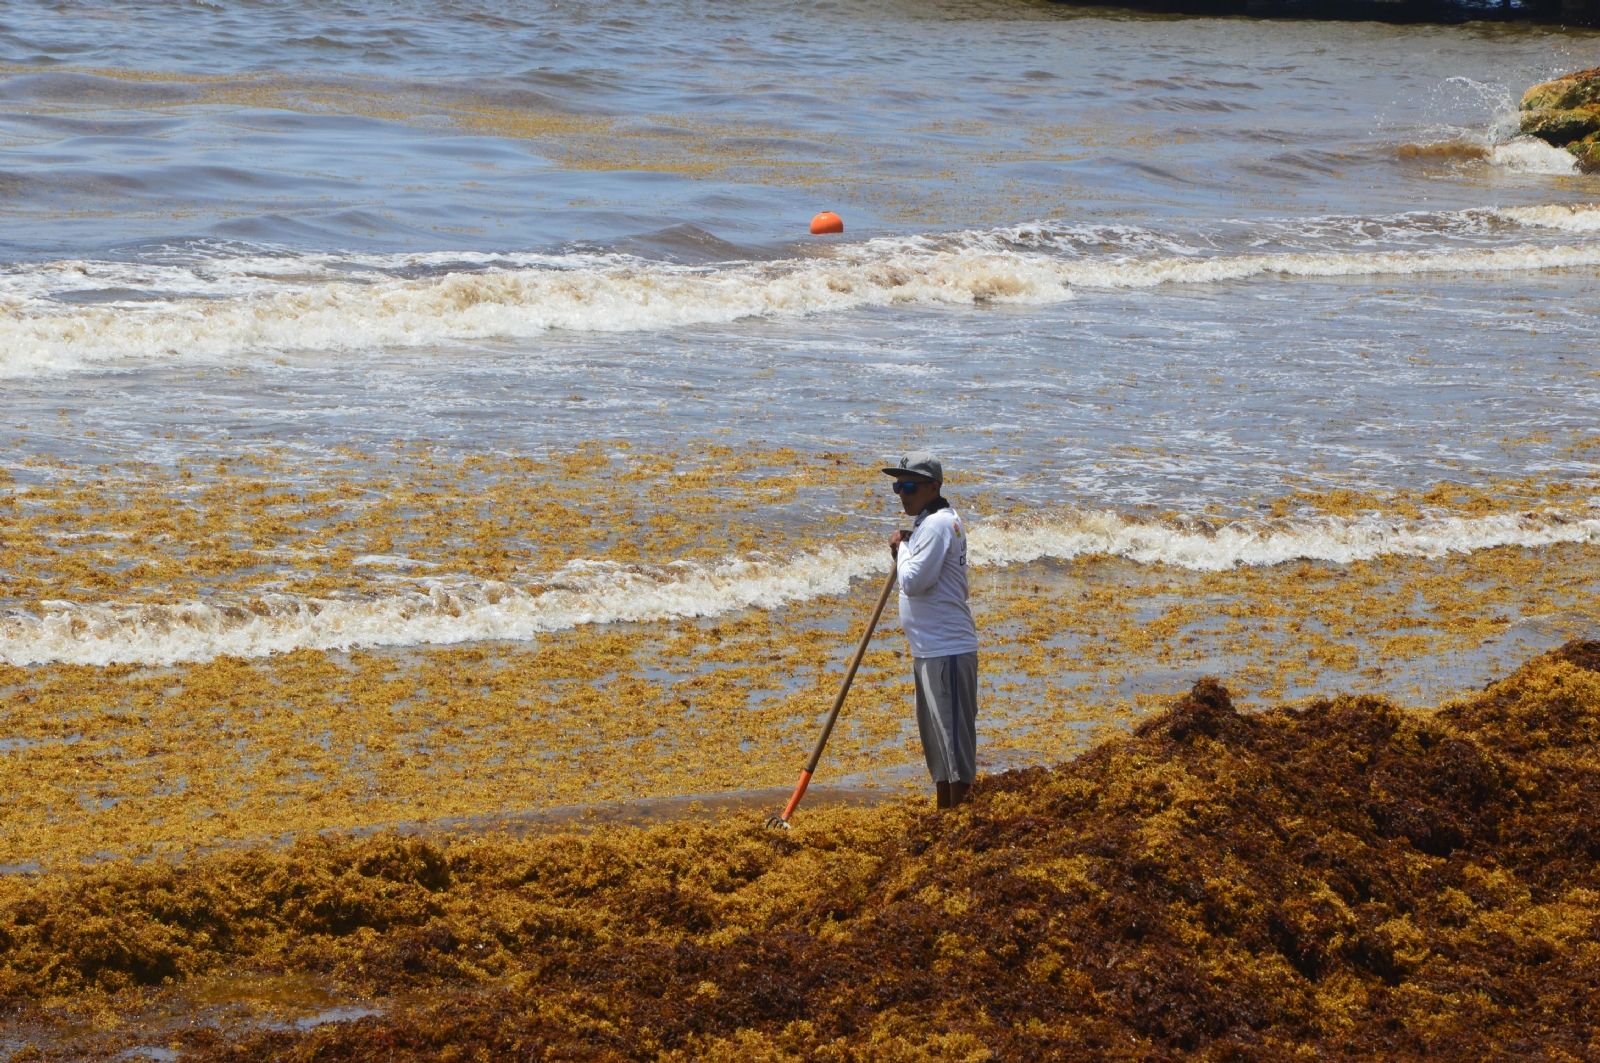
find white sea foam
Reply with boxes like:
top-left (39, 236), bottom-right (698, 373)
top-left (1052, 241), bottom-right (1600, 289)
top-left (0, 248), bottom-right (1074, 376)
top-left (9, 232), bottom-right (1600, 376)
top-left (1498, 203), bottom-right (1600, 232)
top-left (0, 546), bottom-right (884, 667)
top-left (966, 507), bottom-right (1600, 569)
top-left (5, 507), bottom-right (1596, 667)
top-left (1487, 137), bottom-right (1580, 174)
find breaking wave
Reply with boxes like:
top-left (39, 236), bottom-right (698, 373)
top-left (4, 506), bottom-right (1597, 666)
top-left (7, 204), bottom-right (1600, 375)
top-left (1486, 137), bottom-right (1580, 175)
top-left (0, 248), bottom-right (1075, 376)
top-left (1497, 202), bottom-right (1600, 231)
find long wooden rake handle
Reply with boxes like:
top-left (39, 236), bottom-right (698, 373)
top-left (769, 563), bottom-right (900, 827)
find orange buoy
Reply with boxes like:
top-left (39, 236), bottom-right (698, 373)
top-left (809, 211), bottom-right (844, 235)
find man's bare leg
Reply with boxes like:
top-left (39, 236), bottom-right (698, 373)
top-left (950, 781), bottom-right (970, 808)
top-left (936, 781), bottom-right (951, 809)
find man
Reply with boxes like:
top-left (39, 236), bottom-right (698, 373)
top-left (884, 452), bottom-right (979, 810)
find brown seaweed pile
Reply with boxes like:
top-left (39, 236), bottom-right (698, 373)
top-left (4, 644), bottom-right (1599, 1061)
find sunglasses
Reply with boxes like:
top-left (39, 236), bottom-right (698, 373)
top-left (891, 481), bottom-right (927, 494)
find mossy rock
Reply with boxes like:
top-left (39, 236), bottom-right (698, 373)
top-left (1521, 66), bottom-right (1600, 112)
top-left (1520, 68), bottom-right (1600, 155)
top-left (1569, 131), bottom-right (1600, 173)
top-left (1519, 103), bottom-right (1600, 146)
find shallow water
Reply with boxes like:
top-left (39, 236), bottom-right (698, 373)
top-left (4, 3), bottom-right (1600, 498)
top-left (4, 0), bottom-right (1600, 859)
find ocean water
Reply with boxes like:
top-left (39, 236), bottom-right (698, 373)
top-left (3, 1), bottom-right (1600, 683)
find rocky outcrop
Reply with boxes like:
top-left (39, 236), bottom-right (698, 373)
top-left (1520, 67), bottom-right (1600, 171)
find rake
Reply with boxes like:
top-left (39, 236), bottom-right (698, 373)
top-left (766, 564), bottom-right (899, 829)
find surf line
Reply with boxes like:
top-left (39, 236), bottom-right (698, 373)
top-left (8, 239), bottom-right (1600, 373)
top-left (1, 506), bottom-right (1595, 668)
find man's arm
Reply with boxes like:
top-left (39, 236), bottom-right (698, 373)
top-left (894, 519), bottom-right (949, 596)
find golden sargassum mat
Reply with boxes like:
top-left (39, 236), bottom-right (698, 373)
top-left (1, 443), bottom-right (1598, 867)
top-left (0, 441), bottom-right (864, 605)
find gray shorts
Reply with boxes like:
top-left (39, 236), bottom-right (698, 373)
top-left (913, 651), bottom-right (979, 785)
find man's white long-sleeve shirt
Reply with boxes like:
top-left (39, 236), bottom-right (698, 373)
top-left (896, 501), bottom-right (978, 658)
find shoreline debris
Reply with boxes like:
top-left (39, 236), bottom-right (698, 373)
top-left (3, 643), bottom-right (1597, 1060)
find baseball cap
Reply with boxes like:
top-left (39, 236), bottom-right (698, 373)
top-left (880, 452), bottom-right (943, 482)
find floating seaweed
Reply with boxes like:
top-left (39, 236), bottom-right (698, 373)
top-left (3, 643), bottom-right (1597, 1060)
top-left (5, 443), bottom-right (1600, 872)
